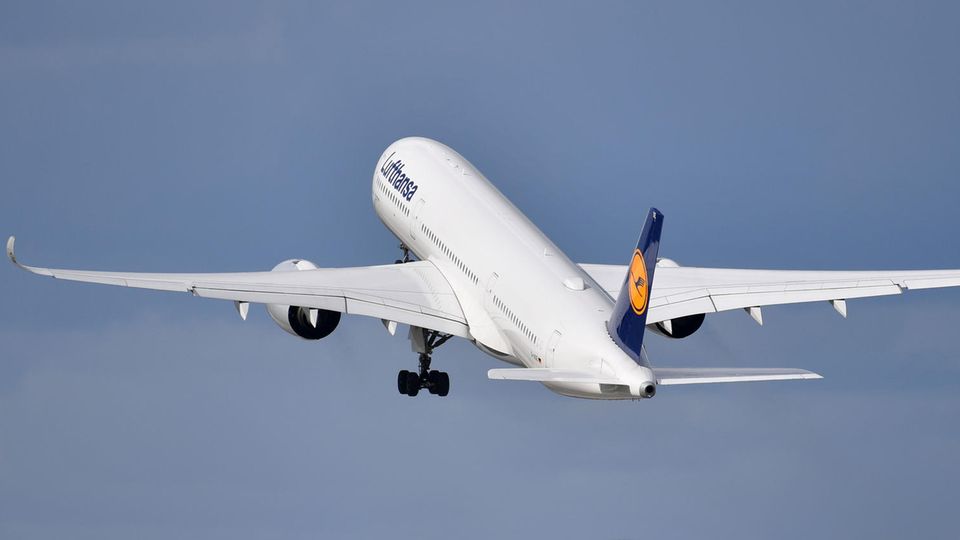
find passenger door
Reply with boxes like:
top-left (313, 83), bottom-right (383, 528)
top-left (409, 198), bottom-right (426, 241)
top-left (545, 330), bottom-right (562, 368)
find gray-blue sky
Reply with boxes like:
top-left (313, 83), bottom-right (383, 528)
top-left (2, 1), bottom-right (959, 538)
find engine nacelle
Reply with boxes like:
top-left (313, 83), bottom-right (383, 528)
top-left (266, 259), bottom-right (341, 340)
top-left (648, 313), bottom-right (705, 339)
top-left (647, 258), bottom-right (704, 339)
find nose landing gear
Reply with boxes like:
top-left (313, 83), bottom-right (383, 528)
top-left (397, 328), bottom-right (452, 397)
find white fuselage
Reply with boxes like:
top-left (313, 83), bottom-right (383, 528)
top-left (371, 137), bottom-right (654, 398)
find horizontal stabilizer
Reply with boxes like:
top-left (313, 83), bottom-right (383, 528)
top-left (654, 367), bottom-right (822, 386)
top-left (488, 368), bottom-right (620, 385)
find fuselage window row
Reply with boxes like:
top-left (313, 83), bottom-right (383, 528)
top-left (492, 294), bottom-right (537, 345)
top-left (379, 178), bottom-right (409, 216)
top-left (385, 172), bottom-right (523, 341)
top-left (420, 224), bottom-right (479, 285)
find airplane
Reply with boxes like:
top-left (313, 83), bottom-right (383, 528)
top-left (8, 137), bottom-right (960, 400)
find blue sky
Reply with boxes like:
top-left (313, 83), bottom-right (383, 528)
top-left (2, 1), bottom-right (959, 538)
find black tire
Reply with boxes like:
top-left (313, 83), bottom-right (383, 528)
top-left (427, 370), bottom-right (441, 394)
top-left (405, 371), bottom-right (421, 397)
top-left (437, 372), bottom-right (450, 397)
top-left (398, 370), bottom-right (410, 395)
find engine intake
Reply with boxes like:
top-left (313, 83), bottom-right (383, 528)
top-left (266, 258), bottom-right (342, 340)
top-left (650, 313), bottom-right (705, 339)
top-left (647, 259), bottom-right (704, 339)
top-left (279, 305), bottom-right (341, 340)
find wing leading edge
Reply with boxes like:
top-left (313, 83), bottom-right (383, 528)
top-left (7, 236), bottom-right (470, 337)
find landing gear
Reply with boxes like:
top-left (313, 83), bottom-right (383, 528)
top-left (397, 328), bottom-right (452, 397)
top-left (394, 243), bottom-right (412, 264)
top-left (428, 370), bottom-right (450, 396)
top-left (397, 370), bottom-right (421, 396)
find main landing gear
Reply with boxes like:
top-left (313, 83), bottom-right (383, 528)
top-left (395, 243), bottom-right (412, 264)
top-left (398, 328), bottom-right (452, 397)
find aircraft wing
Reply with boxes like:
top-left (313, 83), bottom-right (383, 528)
top-left (580, 263), bottom-right (960, 325)
top-left (7, 236), bottom-right (470, 337)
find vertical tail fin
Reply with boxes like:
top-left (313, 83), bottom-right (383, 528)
top-left (606, 208), bottom-right (663, 363)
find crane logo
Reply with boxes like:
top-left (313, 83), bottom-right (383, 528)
top-left (628, 249), bottom-right (649, 316)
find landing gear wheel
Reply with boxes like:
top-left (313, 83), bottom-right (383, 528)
top-left (436, 372), bottom-right (450, 397)
top-left (404, 371), bottom-right (421, 397)
top-left (398, 370), bottom-right (410, 395)
top-left (427, 370), bottom-right (441, 394)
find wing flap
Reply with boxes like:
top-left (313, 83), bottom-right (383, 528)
top-left (903, 276), bottom-right (960, 290)
top-left (654, 367), bottom-right (822, 385)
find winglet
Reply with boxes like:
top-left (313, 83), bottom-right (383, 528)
top-left (6, 236), bottom-right (53, 277)
top-left (7, 236), bottom-right (17, 266)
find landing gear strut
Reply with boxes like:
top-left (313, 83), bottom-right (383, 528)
top-left (398, 329), bottom-right (452, 397)
top-left (395, 243), bottom-right (412, 264)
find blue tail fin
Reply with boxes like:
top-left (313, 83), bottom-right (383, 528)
top-left (607, 208), bottom-right (664, 363)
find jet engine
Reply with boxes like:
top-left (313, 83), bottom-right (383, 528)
top-left (266, 259), bottom-right (341, 340)
top-left (648, 313), bottom-right (705, 339)
top-left (647, 257), bottom-right (705, 339)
